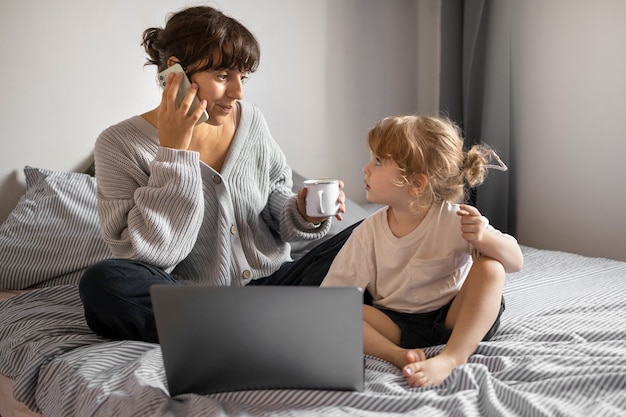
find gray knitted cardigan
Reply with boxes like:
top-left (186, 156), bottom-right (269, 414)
top-left (93, 100), bottom-right (330, 286)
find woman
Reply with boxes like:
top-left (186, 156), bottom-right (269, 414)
top-left (79, 6), bottom-right (350, 343)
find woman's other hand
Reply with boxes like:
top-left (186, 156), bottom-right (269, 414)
top-left (296, 180), bottom-right (346, 223)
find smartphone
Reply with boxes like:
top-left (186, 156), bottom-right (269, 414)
top-left (157, 63), bottom-right (209, 125)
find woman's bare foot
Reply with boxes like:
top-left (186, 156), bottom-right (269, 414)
top-left (402, 351), bottom-right (458, 387)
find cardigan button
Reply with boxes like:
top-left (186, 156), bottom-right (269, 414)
top-left (230, 225), bottom-right (238, 235)
top-left (212, 175), bottom-right (222, 184)
top-left (242, 270), bottom-right (251, 279)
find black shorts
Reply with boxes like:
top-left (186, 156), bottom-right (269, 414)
top-left (378, 296), bottom-right (505, 349)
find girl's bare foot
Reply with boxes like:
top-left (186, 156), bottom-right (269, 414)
top-left (402, 352), bottom-right (458, 387)
top-left (405, 348), bottom-right (426, 364)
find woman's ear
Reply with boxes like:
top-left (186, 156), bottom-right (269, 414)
top-left (166, 56), bottom-right (181, 68)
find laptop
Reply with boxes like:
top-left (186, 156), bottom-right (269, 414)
top-left (150, 285), bottom-right (364, 395)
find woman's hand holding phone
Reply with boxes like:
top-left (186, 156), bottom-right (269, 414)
top-left (157, 64), bottom-right (209, 150)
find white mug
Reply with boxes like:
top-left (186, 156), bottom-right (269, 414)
top-left (303, 179), bottom-right (340, 217)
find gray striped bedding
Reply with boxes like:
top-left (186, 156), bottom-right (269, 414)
top-left (0, 166), bottom-right (112, 290)
top-left (1, 246), bottom-right (626, 416)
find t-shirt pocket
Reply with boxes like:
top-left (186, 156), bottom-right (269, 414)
top-left (407, 252), bottom-right (471, 309)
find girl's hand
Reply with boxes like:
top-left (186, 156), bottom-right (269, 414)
top-left (457, 204), bottom-right (485, 243)
top-left (157, 72), bottom-right (207, 150)
top-left (296, 181), bottom-right (346, 223)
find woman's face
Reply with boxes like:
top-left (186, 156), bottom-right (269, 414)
top-left (190, 69), bottom-right (248, 126)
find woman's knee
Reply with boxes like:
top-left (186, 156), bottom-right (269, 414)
top-left (78, 258), bottom-right (148, 311)
top-left (79, 259), bottom-right (121, 296)
top-left (79, 258), bottom-right (175, 305)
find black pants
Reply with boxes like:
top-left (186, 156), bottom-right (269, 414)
top-left (251, 220), bottom-right (362, 286)
top-left (79, 221), bottom-right (362, 342)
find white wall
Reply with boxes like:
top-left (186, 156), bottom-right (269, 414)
top-left (4, 0), bottom-right (623, 263)
top-left (0, 0), bottom-right (431, 224)
top-left (511, 0), bottom-right (626, 261)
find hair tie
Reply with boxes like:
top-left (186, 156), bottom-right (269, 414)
top-left (485, 150), bottom-right (508, 171)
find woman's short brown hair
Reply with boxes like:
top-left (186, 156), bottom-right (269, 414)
top-left (142, 6), bottom-right (260, 76)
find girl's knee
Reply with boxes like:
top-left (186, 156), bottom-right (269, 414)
top-left (475, 256), bottom-right (505, 272)
top-left (469, 256), bottom-right (506, 285)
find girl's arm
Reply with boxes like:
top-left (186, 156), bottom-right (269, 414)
top-left (458, 204), bottom-right (524, 273)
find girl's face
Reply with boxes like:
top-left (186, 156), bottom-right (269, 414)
top-left (363, 151), bottom-right (411, 207)
top-left (190, 69), bottom-right (249, 126)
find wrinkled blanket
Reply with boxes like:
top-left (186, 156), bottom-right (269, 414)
top-left (1, 246), bottom-right (626, 416)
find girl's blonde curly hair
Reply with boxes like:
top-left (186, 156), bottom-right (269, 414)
top-left (367, 115), bottom-right (505, 211)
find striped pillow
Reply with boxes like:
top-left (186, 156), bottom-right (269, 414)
top-left (0, 167), bottom-right (112, 289)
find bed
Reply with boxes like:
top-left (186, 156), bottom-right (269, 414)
top-left (1, 166), bottom-right (625, 417)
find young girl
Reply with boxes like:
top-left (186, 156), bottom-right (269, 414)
top-left (322, 115), bottom-right (523, 388)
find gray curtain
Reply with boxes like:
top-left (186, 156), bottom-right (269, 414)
top-left (439, 0), bottom-right (516, 235)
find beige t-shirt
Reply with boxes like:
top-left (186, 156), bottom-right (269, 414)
top-left (322, 202), bottom-right (495, 313)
